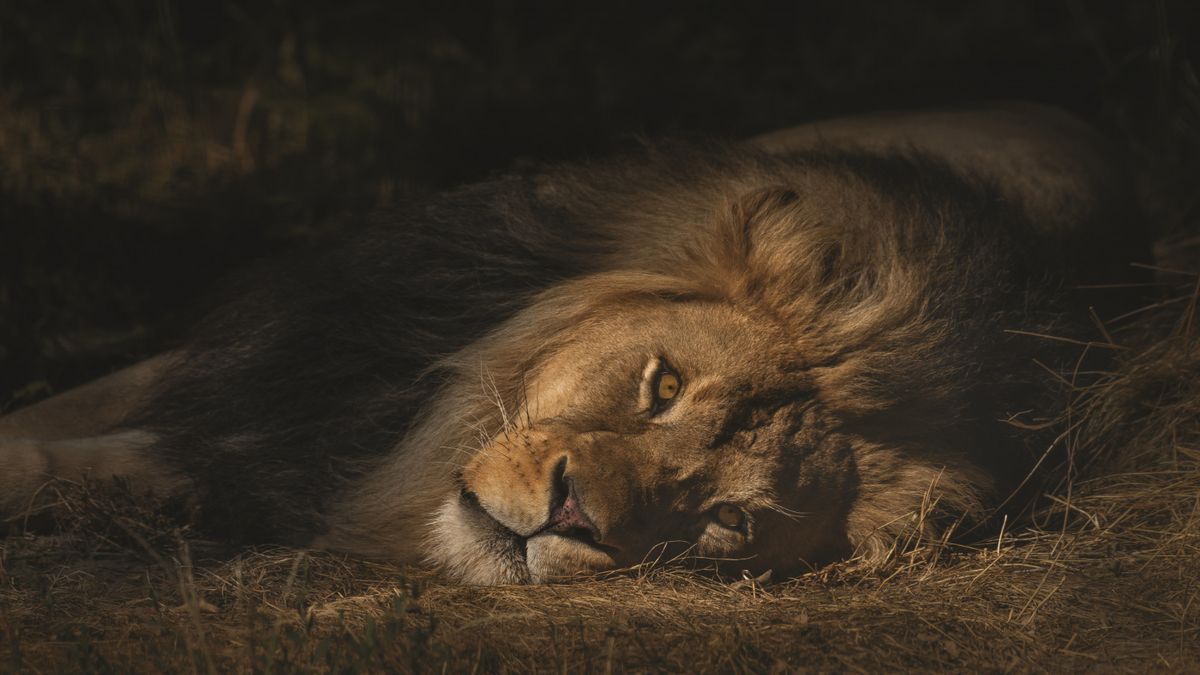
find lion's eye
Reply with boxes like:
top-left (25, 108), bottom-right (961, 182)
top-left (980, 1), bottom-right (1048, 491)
top-left (656, 372), bottom-right (680, 401)
top-left (642, 357), bottom-right (683, 416)
top-left (648, 367), bottom-right (683, 415)
top-left (714, 504), bottom-right (746, 530)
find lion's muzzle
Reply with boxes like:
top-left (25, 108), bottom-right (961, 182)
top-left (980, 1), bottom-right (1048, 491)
top-left (539, 458), bottom-right (606, 547)
top-left (460, 427), bottom-right (670, 579)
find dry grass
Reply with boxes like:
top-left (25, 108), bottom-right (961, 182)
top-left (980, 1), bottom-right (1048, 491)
top-left (3, 251), bottom-right (1199, 673)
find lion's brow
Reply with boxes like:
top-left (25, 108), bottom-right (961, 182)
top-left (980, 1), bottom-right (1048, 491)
top-left (707, 393), bottom-right (796, 449)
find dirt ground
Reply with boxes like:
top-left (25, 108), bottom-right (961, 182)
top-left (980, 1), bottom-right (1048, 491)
top-left (2, 3), bottom-right (1198, 672)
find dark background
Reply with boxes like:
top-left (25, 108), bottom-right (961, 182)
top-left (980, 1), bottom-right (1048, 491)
top-left (2, 1), bottom-right (1197, 412)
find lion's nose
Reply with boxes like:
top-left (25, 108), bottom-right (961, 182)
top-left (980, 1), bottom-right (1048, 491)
top-left (543, 457), bottom-right (604, 545)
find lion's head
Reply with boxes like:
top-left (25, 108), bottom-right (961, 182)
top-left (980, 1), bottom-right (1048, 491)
top-left (420, 183), bottom-right (1008, 584)
top-left (437, 296), bottom-right (855, 583)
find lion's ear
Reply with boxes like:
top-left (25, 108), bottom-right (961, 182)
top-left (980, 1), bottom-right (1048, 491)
top-left (727, 186), bottom-right (803, 249)
top-left (713, 186), bottom-right (843, 306)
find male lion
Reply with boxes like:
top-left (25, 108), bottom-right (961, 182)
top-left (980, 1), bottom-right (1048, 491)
top-left (0, 103), bottom-right (1146, 584)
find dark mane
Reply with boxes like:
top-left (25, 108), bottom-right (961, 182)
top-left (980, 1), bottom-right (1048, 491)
top-left (129, 172), bottom-right (604, 541)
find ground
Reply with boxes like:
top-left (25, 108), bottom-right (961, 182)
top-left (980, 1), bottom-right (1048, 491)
top-left (1, 2), bottom-right (1198, 672)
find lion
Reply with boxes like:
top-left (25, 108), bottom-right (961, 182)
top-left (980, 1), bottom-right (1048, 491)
top-left (0, 103), bottom-right (1147, 584)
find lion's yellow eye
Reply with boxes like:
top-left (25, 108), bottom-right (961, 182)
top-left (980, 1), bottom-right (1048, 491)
top-left (643, 358), bottom-right (683, 416)
top-left (656, 372), bottom-right (680, 401)
top-left (716, 504), bottom-right (745, 529)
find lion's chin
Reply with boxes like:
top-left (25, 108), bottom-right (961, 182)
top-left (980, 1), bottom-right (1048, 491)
top-left (428, 495), bottom-right (531, 585)
top-left (428, 495), bottom-right (619, 585)
top-left (524, 534), bottom-right (618, 583)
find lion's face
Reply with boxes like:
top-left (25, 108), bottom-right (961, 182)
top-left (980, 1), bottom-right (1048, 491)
top-left (432, 298), bottom-right (859, 584)
top-left (413, 186), bottom-right (1001, 585)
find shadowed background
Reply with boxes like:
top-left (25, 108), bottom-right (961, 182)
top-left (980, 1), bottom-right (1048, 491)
top-left (1, 1), bottom-right (1196, 412)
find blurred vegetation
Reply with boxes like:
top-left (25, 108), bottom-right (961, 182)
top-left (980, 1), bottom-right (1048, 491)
top-left (0, 1), bottom-right (1197, 407)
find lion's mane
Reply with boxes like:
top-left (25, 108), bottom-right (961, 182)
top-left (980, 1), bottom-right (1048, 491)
top-left (129, 141), bottom-right (1134, 558)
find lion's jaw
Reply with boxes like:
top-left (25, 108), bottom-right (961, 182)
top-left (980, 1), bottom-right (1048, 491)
top-left (427, 429), bottom-right (635, 585)
top-left (430, 488), bottom-right (622, 586)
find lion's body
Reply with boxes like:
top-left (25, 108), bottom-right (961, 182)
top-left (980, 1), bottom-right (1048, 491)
top-left (0, 104), bottom-right (1147, 583)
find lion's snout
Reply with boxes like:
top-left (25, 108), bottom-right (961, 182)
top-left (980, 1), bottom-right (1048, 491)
top-left (542, 459), bottom-right (606, 547)
top-left (463, 428), bottom-right (616, 541)
top-left (460, 429), bottom-right (565, 537)
top-left (462, 427), bottom-right (672, 575)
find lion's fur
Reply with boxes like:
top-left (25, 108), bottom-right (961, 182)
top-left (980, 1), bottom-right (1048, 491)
top-left (0, 105), bottom-right (1148, 583)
